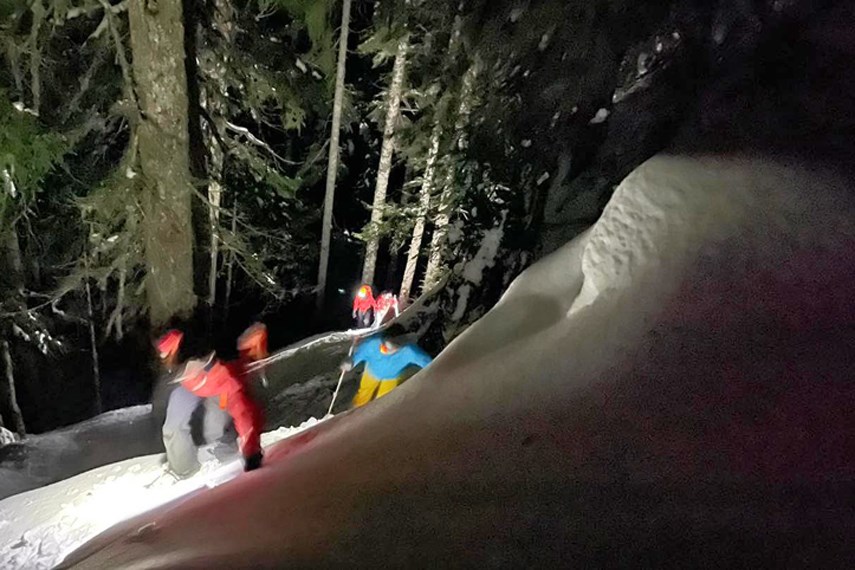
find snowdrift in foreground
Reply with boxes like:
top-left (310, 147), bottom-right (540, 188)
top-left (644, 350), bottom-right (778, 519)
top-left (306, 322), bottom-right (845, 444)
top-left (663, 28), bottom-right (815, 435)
top-left (0, 418), bottom-right (322, 569)
top-left (64, 154), bottom-right (855, 567)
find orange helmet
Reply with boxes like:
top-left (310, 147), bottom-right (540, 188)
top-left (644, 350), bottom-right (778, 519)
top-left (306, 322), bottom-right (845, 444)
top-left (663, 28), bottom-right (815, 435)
top-left (156, 329), bottom-right (183, 360)
top-left (357, 284), bottom-right (373, 299)
top-left (238, 323), bottom-right (268, 362)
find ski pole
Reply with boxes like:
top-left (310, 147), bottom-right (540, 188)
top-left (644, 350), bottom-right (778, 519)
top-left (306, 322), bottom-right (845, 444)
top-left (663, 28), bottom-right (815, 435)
top-left (327, 339), bottom-right (356, 416)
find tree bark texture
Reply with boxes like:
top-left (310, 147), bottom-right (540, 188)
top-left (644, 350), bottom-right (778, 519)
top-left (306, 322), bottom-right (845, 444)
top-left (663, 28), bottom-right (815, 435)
top-left (400, 122), bottom-right (440, 301)
top-left (316, 0), bottom-right (352, 310)
top-left (207, 186), bottom-right (222, 309)
top-left (361, 37), bottom-right (408, 286)
top-left (1, 339), bottom-right (25, 437)
top-left (1, 226), bottom-right (26, 437)
top-left (83, 246), bottom-right (102, 415)
top-left (128, 0), bottom-right (197, 327)
top-left (422, 62), bottom-right (479, 292)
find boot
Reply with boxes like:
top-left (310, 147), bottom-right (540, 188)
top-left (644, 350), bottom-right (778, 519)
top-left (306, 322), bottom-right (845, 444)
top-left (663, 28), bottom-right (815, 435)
top-left (244, 451), bottom-right (263, 472)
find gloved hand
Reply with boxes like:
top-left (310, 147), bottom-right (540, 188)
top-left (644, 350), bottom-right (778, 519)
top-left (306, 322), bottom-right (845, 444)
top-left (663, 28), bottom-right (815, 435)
top-left (340, 358), bottom-right (354, 373)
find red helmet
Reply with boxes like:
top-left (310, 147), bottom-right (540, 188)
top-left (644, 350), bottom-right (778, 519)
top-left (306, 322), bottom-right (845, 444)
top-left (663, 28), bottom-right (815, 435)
top-left (156, 329), bottom-right (183, 360)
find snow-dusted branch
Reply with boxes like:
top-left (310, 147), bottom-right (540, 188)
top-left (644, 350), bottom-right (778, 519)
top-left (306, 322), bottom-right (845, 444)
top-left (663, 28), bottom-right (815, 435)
top-left (225, 121), bottom-right (299, 166)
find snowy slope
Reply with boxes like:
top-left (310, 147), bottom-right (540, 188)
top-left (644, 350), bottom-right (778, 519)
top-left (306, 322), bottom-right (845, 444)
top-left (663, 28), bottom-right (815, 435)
top-left (55, 154), bottom-right (855, 567)
top-left (0, 406), bottom-right (159, 502)
top-left (0, 418), bottom-right (322, 569)
top-left (0, 300), bottom-right (432, 502)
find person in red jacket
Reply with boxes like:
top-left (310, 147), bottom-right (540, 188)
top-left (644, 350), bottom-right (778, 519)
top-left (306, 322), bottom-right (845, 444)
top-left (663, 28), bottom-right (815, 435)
top-left (179, 324), bottom-right (268, 472)
top-left (372, 291), bottom-right (400, 328)
top-left (352, 284), bottom-right (376, 328)
top-left (155, 329), bottom-right (233, 478)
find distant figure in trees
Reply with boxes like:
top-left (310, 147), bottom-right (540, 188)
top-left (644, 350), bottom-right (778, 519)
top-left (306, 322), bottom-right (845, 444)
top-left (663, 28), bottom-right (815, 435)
top-left (352, 284), bottom-right (376, 328)
top-left (156, 329), bottom-right (232, 478)
top-left (341, 325), bottom-right (432, 408)
top-left (179, 324), bottom-right (268, 472)
top-left (373, 291), bottom-right (400, 329)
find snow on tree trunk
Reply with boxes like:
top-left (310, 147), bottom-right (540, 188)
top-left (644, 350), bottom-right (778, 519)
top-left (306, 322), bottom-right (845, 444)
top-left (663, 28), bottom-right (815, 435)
top-left (127, 0), bottom-right (197, 327)
top-left (316, 0), bottom-right (352, 310)
top-left (422, 62), bottom-right (479, 292)
top-left (361, 37), bottom-right (408, 286)
top-left (400, 123), bottom-right (441, 301)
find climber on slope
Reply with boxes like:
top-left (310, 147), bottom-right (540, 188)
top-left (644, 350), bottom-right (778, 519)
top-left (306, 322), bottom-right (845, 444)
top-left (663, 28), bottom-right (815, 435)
top-left (155, 329), bottom-right (233, 478)
top-left (352, 284), bottom-right (376, 328)
top-left (179, 324), bottom-right (268, 472)
top-left (341, 324), bottom-right (433, 408)
top-left (372, 290), bottom-right (400, 329)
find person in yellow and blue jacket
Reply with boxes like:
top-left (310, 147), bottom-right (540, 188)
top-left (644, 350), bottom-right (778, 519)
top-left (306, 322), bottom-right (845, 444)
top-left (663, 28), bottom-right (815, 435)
top-left (341, 325), bottom-right (433, 408)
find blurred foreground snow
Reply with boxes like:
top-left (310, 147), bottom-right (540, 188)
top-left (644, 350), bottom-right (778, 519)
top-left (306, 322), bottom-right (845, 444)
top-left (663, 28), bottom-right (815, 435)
top-left (0, 417), bottom-right (323, 569)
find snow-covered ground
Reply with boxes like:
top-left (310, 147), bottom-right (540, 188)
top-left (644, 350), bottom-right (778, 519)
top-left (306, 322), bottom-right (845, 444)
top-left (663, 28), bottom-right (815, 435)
top-left (50, 154), bottom-right (855, 568)
top-left (0, 417), bottom-right (323, 569)
top-left (0, 322), bottom-right (413, 502)
top-left (0, 406), bottom-right (160, 502)
top-left (0, 232), bottom-right (440, 569)
top-left (0, 427), bottom-right (17, 447)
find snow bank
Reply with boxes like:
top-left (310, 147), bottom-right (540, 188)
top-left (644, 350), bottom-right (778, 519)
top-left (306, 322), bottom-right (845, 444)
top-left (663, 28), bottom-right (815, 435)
top-left (0, 417), bottom-right (322, 569)
top-left (0, 427), bottom-right (17, 447)
top-left (0, 406), bottom-right (158, 501)
top-left (57, 154), bottom-right (855, 567)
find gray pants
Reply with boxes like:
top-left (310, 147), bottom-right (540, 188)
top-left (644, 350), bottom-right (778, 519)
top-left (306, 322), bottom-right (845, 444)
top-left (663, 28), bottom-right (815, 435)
top-left (162, 386), bottom-right (231, 476)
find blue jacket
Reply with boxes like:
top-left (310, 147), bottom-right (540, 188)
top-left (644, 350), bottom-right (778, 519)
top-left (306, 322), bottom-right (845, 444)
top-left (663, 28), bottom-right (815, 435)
top-left (352, 336), bottom-right (432, 381)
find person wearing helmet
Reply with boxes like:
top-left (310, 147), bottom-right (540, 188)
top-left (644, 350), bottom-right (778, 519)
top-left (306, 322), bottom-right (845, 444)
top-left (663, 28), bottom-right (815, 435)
top-left (340, 325), bottom-right (433, 408)
top-left (237, 322), bottom-right (271, 391)
top-left (352, 285), bottom-right (376, 328)
top-left (157, 329), bottom-right (184, 372)
top-left (372, 291), bottom-right (400, 329)
top-left (156, 329), bottom-right (233, 478)
top-left (179, 323), bottom-right (268, 472)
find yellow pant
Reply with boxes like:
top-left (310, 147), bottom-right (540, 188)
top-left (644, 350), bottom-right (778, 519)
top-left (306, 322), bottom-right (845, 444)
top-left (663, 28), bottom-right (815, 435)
top-left (352, 372), bottom-right (401, 408)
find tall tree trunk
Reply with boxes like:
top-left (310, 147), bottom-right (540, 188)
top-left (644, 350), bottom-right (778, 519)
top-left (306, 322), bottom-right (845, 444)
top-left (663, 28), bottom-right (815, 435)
top-left (224, 203), bottom-right (237, 320)
top-left (361, 37), bottom-right (408, 286)
top-left (422, 62), bottom-right (479, 291)
top-left (316, 0), bottom-right (352, 310)
top-left (83, 245), bottom-right (102, 415)
top-left (183, 0), bottom-right (212, 314)
top-left (1, 339), bottom-right (25, 437)
top-left (400, 123), bottom-right (440, 301)
top-left (1, 225), bottom-right (26, 437)
top-left (207, 142), bottom-right (224, 308)
top-left (201, 0), bottom-right (233, 319)
top-left (128, 0), bottom-right (197, 327)
top-left (28, 0), bottom-right (44, 114)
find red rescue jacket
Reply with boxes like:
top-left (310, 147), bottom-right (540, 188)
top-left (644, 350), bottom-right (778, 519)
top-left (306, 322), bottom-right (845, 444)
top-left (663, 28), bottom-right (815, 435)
top-left (181, 358), bottom-right (264, 458)
top-left (353, 289), bottom-right (376, 314)
top-left (375, 293), bottom-right (399, 315)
